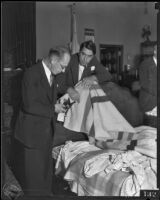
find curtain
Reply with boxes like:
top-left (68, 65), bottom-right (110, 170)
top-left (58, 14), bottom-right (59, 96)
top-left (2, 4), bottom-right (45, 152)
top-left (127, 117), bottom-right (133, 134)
top-left (2, 2), bottom-right (36, 69)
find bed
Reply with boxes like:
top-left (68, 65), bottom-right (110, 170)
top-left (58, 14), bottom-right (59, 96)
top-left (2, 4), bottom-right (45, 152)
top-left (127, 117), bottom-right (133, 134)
top-left (52, 81), bottom-right (157, 196)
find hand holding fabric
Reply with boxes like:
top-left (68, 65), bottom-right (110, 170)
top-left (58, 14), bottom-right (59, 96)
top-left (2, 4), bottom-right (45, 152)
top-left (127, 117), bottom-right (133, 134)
top-left (82, 75), bottom-right (98, 88)
top-left (55, 103), bottom-right (66, 113)
top-left (67, 87), bottom-right (80, 103)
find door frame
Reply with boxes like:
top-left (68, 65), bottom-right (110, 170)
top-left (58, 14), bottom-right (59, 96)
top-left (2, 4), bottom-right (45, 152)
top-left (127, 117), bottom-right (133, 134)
top-left (99, 44), bottom-right (123, 76)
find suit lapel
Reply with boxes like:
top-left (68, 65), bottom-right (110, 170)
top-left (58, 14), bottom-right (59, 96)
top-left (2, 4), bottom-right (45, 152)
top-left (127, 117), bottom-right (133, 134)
top-left (39, 62), bottom-right (53, 103)
top-left (81, 67), bottom-right (88, 79)
top-left (71, 55), bottom-right (79, 85)
top-left (51, 77), bottom-right (57, 104)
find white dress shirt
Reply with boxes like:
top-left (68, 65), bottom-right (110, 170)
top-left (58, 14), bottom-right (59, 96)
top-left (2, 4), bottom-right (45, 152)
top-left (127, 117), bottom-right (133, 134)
top-left (78, 64), bottom-right (85, 81)
top-left (153, 56), bottom-right (157, 66)
top-left (42, 60), bottom-right (51, 85)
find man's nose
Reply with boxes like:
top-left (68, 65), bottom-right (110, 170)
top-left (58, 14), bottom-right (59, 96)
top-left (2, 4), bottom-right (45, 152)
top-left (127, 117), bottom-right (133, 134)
top-left (83, 55), bottom-right (88, 63)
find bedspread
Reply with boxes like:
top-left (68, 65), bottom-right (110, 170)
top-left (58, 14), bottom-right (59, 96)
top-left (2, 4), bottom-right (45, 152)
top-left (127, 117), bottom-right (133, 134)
top-left (53, 82), bottom-right (157, 196)
top-left (96, 126), bottom-right (157, 158)
top-left (62, 83), bottom-right (156, 157)
top-left (54, 138), bottom-right (157, 196)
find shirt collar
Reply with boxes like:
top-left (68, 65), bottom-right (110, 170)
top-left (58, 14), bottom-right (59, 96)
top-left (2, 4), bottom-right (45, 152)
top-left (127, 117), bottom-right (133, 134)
top-left (153, 56), bottom-right (157, 66)
top-left (79, 64), bottom-right (85, 69)
top-left (42, 60), bottom-right (52, 83)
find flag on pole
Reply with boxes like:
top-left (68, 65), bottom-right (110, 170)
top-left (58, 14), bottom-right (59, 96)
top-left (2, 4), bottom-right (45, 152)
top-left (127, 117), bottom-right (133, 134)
top-left (70, 3), bottom-right (79, 54)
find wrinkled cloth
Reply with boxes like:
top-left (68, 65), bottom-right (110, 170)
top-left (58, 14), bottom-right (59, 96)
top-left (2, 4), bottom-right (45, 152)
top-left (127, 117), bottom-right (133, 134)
top-left (120, 156), bottom-right (157, 196)
top-left (55, 141), bottom-right (100, 170)
top-left (64, 82), bottom-right (135, 141)
top-left (54, 126), bottom-right (157, 196)
top-left (53, 81), bottom-right (157, 196)
top-left (95, 126), bottom-right (157, 158)
top-left (82, 146), bottom-right (157, 196)
top-left (83, 151), bottom-right (148, 177)
top-left (83, 152), bottom-right (116, 178)
top-left (62, 148), bottom-right (128, 196)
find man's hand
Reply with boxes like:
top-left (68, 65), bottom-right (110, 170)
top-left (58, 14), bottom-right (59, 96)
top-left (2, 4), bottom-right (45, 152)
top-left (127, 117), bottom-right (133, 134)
top-left (82, 75), bottom-right (97, 88)
top-left (67, 87), bottom-right (80, 102)
top-left (55, 103), bottom-right (66, 113)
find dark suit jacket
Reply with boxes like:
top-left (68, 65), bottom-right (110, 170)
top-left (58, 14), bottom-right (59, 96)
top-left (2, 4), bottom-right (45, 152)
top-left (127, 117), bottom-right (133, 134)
top-left (101, 82), bottom-right (143, 127)
top-left (139, 57), bottom-right (157, 112)
top-left (65, 53), bottom-right (112, 88)
top-left (14, 61), bottom-right (57, 148)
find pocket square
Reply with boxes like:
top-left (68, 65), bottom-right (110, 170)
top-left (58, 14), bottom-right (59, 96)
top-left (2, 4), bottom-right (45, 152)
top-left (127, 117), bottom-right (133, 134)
top-left (91, 66), bottom-right (95, 71)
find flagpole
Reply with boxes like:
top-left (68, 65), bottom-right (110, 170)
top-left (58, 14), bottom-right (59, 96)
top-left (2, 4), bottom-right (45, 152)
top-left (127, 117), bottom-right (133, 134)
top-left (70, 3), bottom-right (79, 54)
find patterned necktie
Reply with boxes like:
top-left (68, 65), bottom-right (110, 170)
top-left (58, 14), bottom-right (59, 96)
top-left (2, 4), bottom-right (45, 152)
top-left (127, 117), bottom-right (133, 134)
top-left (50, 73), bottom-right (54, 86)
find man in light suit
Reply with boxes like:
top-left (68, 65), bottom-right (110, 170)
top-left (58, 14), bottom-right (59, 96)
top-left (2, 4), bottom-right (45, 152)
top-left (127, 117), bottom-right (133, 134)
top-left (64, 40), bottom-right (112, 102)
top-left (13, 47), bottom-right (70, 196)
top-left (139, 44), bottom-right (157, 112)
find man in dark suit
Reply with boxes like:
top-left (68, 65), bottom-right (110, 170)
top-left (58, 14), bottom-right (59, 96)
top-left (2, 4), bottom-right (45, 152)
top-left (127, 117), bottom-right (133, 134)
top-left (64, 40), bottom-right (112, 102)
top-left (139, 44), bottom-right (157, 112)
top-left (13, 46), bottom-right (70, 196)
top-left (62, 40), bottom-right (143, 126)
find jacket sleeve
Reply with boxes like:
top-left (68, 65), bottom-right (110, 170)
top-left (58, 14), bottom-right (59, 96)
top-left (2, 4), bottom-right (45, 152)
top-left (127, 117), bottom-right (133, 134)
top-left (65, 66), bottom-right (75, 88)
top-left (65, 54), bottom-right (78, 88)
top-left (21, 70), bottom-right (54, 119)
top-left (90, 56), bottom-right (112, 84)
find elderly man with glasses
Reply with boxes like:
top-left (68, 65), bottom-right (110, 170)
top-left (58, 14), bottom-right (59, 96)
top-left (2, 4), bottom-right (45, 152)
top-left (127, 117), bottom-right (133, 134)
top-left (13, 46), bottom-right (70, 197)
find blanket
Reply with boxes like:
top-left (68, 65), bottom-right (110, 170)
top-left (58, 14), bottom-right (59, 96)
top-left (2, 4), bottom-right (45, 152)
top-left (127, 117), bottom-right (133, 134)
top-left (95, 126), bottom-right (157, 158)
top-left (53, 82), bottom-right (157, 196)
top-left (62, 83), bottom-right (156, 158)
top-left (101, 82), bottom-right (143, 126)
top-left (54, 138), bottom-right (157, 196)
top-left (64, 82), bottom-right (135, 141)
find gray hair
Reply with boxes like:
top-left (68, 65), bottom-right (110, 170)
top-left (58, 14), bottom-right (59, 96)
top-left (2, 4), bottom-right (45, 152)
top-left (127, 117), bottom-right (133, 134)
top-left (48, 46), bottom-right (70, 60)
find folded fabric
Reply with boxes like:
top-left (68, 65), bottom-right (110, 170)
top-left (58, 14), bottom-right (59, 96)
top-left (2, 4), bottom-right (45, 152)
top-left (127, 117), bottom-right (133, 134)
top-left (83, 149), bottom-right (157, 195)
top-left (64, 82), bottom-right (135, 141)
top-left (56, 141), bottom-right (100, 169)
top-left (95, 126), bottom-right (157, 158)
top-left (83, 152), bottom-right (115, 178)
top-left (64, 84), bottom-right (92, 133)
top-left (120, 157), bottom-right (157, 196)
top-left (54, 139), bottom-right (157, 196)
top-left (90, 85), bottom-right (135, 140)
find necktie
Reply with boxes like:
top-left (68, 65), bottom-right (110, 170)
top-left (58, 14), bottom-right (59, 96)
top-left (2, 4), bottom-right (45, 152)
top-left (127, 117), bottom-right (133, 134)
top-left (79, 65), bottom-right (85, 81)
top-left (50, 73), bottom-right (54, 86)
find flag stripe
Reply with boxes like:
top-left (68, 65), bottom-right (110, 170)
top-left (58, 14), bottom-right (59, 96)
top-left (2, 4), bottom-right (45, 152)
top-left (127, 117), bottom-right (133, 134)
top-left (91, 96), bottom-right (109, 104)
top-left (80, 95), bottom-right (92, 132)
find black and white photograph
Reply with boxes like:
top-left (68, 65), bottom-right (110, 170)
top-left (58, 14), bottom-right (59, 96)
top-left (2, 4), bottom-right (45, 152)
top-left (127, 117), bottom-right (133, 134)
top-left (1, 2), bottom-right (159, 199)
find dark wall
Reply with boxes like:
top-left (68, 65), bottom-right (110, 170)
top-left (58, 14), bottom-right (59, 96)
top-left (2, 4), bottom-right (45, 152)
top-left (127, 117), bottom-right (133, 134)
top-left (2, 2), bottom-right (36, 69)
